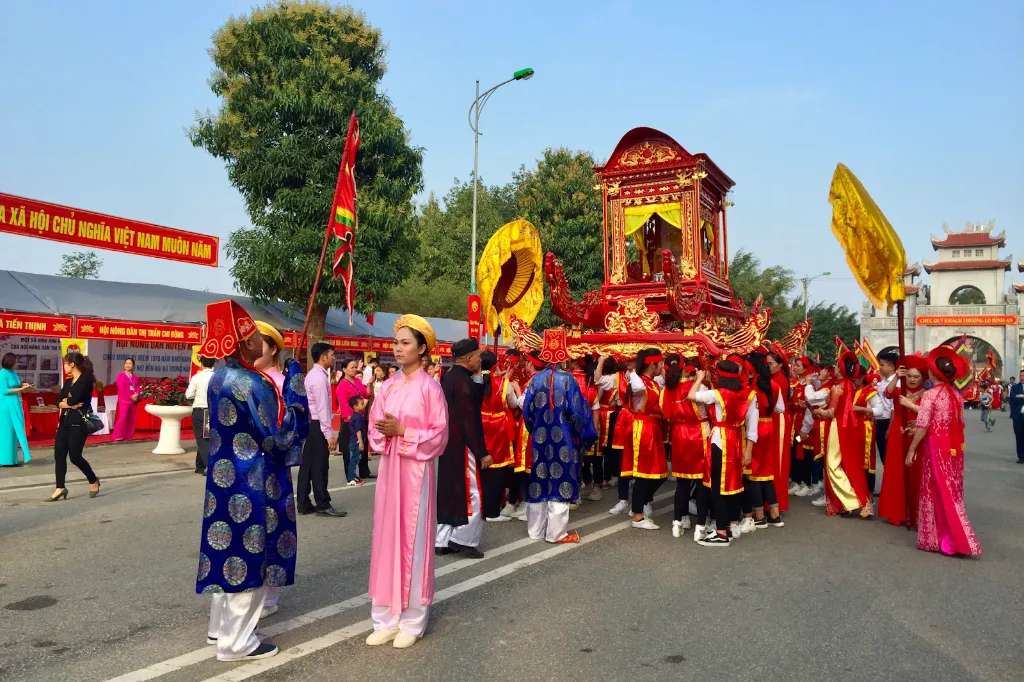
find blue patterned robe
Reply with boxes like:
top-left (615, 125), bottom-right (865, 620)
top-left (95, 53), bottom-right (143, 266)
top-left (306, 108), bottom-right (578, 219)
top-left (522, 367), bottom-right (597, 504)
top-left (196, 358), bottom-right (309, 594)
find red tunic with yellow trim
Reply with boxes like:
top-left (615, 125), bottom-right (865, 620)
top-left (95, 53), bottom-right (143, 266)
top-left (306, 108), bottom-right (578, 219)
top-left (572, 369), bottom-right (600, 458)
top-left (661, 380), bottom-right (707, 480)
top-left (703, 388), bottom-right (752, 495)
top-left (595, 372), bottom-right (623, 452)
top-left (745, 388), bottom-right (775, 481)
top-left (618, 375), bottom-right (668, 479)
top-left (481, 374), bottom-right (514, 468)
top-left (852, 385), bottom-right (877, 476)
top-left (771, 374), bottom-right (793, 511)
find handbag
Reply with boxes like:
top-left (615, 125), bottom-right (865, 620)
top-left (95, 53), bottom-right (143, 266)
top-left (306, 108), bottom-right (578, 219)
top-left (80, 407), bottom-right (104, 436)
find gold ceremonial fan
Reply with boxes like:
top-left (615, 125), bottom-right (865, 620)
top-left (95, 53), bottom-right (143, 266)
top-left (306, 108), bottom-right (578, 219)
top-left (476, 218), bottom-right (544, 335)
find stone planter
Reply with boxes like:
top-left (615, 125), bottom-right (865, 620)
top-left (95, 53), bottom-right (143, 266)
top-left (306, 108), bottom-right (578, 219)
top-left (143, 404), bottom-right (192, 455)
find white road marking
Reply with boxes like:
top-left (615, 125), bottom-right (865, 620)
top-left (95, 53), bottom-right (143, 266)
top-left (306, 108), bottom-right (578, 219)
top-left (106, 491), bottom-right (672, 681)
top-left (202, 503), bottom-right (674, 681)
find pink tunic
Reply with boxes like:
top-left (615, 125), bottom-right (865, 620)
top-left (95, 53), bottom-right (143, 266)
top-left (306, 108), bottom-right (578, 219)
top-left (368, 369), bottom-right (448, 614)
top-left (915, 386), bottom-right (982, 557)
top-left (111, 371), bottom-right (141, 441)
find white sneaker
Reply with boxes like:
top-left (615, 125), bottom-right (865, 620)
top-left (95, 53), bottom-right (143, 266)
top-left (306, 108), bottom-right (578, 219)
top-left (586, 486), bottom-right (603, 502)
top-left (794, 484), bottom-right (810, 497)
top-left (346, 480), bottom-right (358, 487)
top-left (812, 482), bottom-right (824, 494)
top-left (811, 495), bottom-right (827, 507)
top-left (788, 482), bottom-right (801, 494)
top-left (679, 516), bottom-right (691, 530)
top-left (631, 518), bottom-right (660, 530)
top-left (739, 517), bottom-right (756, 534)
top-left (485, 515), bottom-right (511, 523)
top-left (499, 503), bottom-right (516, 517)
top-left (730, 521), bottom-right (741, 539)
top-left (693, 524), bottom-right (705, 543)
top-left (608, 500), bottom-right (629, 515)
top-left (512, 502), bottom-right (528, 520)
top-left (672, 520), bottom-right (682, 538)
top-left (643, 502), bottom-right (654, 519)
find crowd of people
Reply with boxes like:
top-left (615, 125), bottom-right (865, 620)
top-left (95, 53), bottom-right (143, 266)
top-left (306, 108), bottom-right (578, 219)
top-left (3, 297), bottom-right (997, 662)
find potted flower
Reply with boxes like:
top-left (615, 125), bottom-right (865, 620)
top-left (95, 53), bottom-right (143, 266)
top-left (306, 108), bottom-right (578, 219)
top-left (142, 376), bottom-right (193, 455)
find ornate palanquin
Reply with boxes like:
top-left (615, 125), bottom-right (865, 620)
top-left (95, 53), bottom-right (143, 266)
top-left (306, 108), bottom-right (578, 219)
top-left (515, 127), bottom-right (781, 359)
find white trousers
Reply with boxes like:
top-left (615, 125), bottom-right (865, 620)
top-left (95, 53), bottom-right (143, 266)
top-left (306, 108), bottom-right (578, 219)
top-left (527, 501), bottom-right (570, 543)
top-left (371, 465), bottom-right (431, 637)
top-left (435, 451), bottom-right (483, 548)
top-left (208, 587), bottom-right (266, 661)
top-left (263, 585), bottom-right (281, 610)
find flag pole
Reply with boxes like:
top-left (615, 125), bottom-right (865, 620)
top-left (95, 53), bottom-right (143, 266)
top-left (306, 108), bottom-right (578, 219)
top-left (296, 225), bottom-right (333, 357)
top-left (896, 300), bottom-right (906, 357)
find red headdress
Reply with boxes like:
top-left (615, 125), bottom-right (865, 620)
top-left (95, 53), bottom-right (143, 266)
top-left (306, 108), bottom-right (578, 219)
top-left (768, 341), bottom-right (790, 364)
top-left (927, 345), bottom-right (971, 386)
top-left (199, 300), bottom-right (258, 360)
top-left (538, 328), bottom-right (570, 365)
top-left (897, 354), bottom-right (929, 376)
top-left (798, 356), bottom-right (816, 373)
top-left (837, 350), bottom-right (864, 380)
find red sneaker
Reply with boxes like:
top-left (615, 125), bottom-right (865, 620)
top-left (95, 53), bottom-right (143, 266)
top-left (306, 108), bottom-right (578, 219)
top-left (555, 530), bottom-right (581, 544)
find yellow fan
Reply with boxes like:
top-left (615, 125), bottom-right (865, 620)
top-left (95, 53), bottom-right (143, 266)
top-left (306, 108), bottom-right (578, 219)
top-left (476, 218), bottom-right (544, 335)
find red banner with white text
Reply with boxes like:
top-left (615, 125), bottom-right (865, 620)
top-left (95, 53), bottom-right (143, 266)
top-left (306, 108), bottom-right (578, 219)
top-left (0, 312), bottom-right (74, 338)
top-left (0, 193), bottom-right (219, 267)
top-left (75, 318), bottom-right (203, 344)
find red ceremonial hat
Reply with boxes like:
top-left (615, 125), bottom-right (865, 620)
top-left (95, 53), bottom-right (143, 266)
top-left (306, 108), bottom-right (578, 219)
top-left (798, 356), bottom-right (816, 372)
top-left (538, 328), bottom-right (570, 364)
top-left (200, 299), bottom-right (258, 360)
top-left (838, 350), bottom-right (864, 380)
top-left (769, 342), bottom-right (790, 364)
top-left (897, 353), bottom-right (929, 375)
top-left (927, 345), bottom-right (971, 385)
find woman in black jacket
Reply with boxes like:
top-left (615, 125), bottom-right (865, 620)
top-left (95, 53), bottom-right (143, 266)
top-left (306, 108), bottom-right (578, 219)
top-left (48, 351), bottom-right (100, 501)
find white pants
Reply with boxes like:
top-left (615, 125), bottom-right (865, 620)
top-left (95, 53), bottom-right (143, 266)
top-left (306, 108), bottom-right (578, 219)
top-left (435, 451), bottom-right (483, 548)
top-left (527, 501), bottom-right (570, 543)
top-left (371, 465), bottom-right (431, 637)
top-left (208, 587), bottom-right (266, 661)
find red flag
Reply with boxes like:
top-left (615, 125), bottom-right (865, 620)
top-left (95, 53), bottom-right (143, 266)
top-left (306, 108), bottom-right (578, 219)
top-left (328, 112), bottom-right (360, 323)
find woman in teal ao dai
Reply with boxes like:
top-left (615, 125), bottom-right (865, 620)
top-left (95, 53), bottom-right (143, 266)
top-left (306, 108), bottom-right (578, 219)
top-left (197, 355), bottom-right (308, 596)
top-left (1, 353), bottom-right (32, 466)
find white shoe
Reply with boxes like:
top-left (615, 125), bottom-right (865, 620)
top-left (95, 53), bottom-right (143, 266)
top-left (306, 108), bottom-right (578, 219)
top-left (346, 480), bottom-right (358, 487)
top-left (730, 521), bottom-right (741, 539)
top-left (366, 628), bottom-right (400, 646)
top-left (608, 500), bottom-right (629, 515)
top-left (392, 632), bottom-right (419, 649)
top-left (739, 517), bottom-right (756, 534)
top-left (260, 604), bottom-right (279, 619)
top-left (499, 503), bottom-right (516, 517)
top-left (485, 515), bottom-right (511, 523)
top-left (794, 484), bottom-right (810, 497)
top-left (811, 495), bottom-right (827, 507)
top-left (693, 524), bottom-right (705, 543)
top-left (512, 502), bottom-right (528, 520)
top-left (586, 487), bottom-right (603, 502)
top-left (643, 502), bottom-right (654, 519)
top-left (631, 518), bottom-right (660, 530)
top-left (672, 520), bottom-right (682, 538)
top-left (679, 517), bottom-right (691, 530)
top-left (812, 482), bottom-right (824, 494)
top-left (788, 482), bottom-right (800, 494)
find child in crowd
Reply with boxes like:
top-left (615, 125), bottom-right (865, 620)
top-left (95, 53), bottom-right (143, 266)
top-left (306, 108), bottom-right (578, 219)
top-left (347, 396), bottom-right (367, 486)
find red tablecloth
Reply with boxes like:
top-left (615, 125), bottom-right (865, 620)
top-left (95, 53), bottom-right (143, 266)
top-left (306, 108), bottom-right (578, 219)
top-left (27, 408), bottom-right (59, 438)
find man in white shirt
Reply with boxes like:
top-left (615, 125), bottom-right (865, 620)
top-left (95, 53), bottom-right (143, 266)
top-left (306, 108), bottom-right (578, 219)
top-left (185, 356), bottom-right (216, 475)
top-left (873, 350), bottom-right (898, 470)
top-left (361, 356), bottom-right (378, 386)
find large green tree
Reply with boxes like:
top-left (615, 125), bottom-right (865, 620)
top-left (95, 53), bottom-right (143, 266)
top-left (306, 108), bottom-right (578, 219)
top-left (58, 251), bottom-right (102, 279)
top-left (514, 148), bottom-right (603, 330)
top-left (190, 2), bottom-right (422, 341)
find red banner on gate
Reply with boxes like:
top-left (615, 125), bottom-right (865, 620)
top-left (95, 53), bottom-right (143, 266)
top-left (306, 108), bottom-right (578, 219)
top-left (467, 294), bottom-right (481, 340)
top-left (75, 317), bottom-right (203, 344)
top-left (0, 312), bottom-right (73, 337)
top-left (0, 192), bottom-right (219, 267)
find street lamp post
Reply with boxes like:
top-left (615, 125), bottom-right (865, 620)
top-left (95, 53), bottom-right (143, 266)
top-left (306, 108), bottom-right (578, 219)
top-left (801, 271), bottom-right (832, 320)
top-left (468, 67), bottom-right (534, 294)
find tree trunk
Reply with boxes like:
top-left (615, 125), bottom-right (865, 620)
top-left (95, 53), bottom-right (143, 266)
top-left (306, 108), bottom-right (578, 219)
top-left (305, 303), bottom-right (329, 368)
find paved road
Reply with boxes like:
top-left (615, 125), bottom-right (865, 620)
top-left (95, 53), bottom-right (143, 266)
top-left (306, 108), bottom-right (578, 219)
top-left (1, 415), bottom-right (1021, 681)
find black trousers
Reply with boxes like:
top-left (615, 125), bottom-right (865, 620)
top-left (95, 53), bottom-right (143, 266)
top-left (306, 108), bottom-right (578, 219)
top-left (601, 410), bottom-right (621, 483)
top-left (696, 444), bottom-right (734, 532)
top-left (875, 418), bottom-right (891, 465)
top-left (1013, 418), bottom-right (1024, 461)
top-left (192, 407), bottom-right (210, 472)
top-left (630, 477), bottom-right (663, 514)
top-left (507, 471), bottom-right (529, 505)
top-left (297, 422), bottom-right (332, 511)
top-left (54, 423), bottom-right (97, 488)
top-left (580, 456), bottom-right (604, 486)
top-left (482, 466), bottom-right (513, 518)
top-left (744, 477), bottom-right (777, 510)
top-left (673, 478), bottom-right (697, 521)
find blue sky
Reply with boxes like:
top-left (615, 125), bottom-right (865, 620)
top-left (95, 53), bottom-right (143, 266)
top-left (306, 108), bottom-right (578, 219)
top-left (1, 0), bottom-right (1021, 312)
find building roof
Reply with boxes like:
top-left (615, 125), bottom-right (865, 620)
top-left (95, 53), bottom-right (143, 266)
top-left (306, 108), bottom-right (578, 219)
top-left (904, 284), bottom-right (920, 295)
top-left (904, 263), bottom-right (921, 276)
top-left (0, 270), bottom-right (466, 342)
top-left (922, 259), bottom-right (1012, 273)
top-left (1014, 282), bottom-right (1024, 293)
top-left (930, 230), bottom-right (1005, 250)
